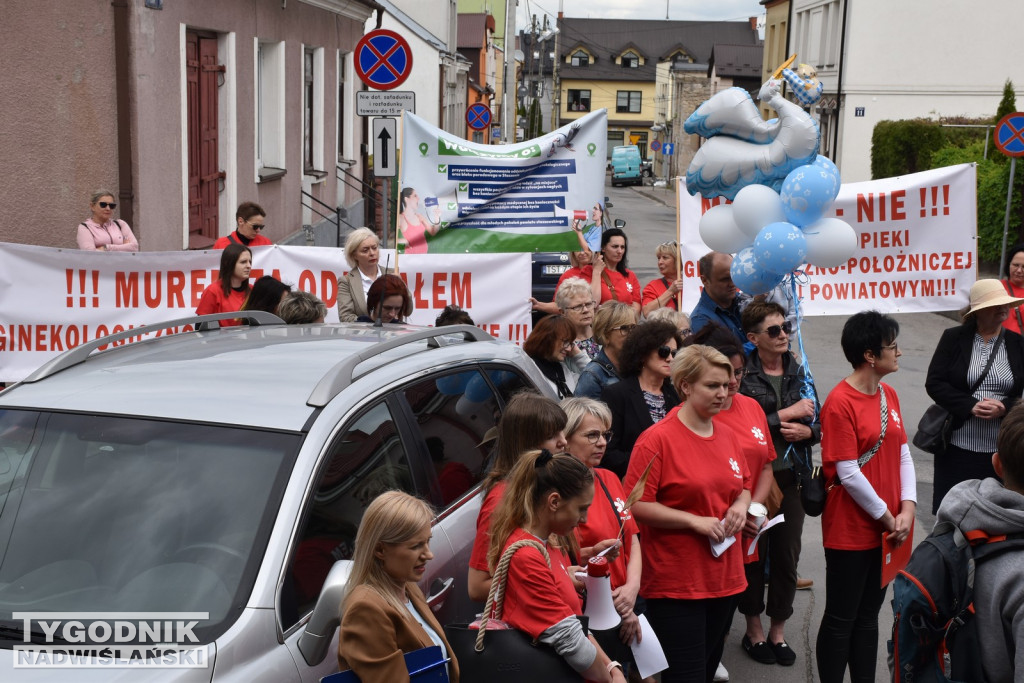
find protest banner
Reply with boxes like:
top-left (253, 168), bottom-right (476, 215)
top-left (677, 163), bottom-right (977, 315)
top-left (0, 244), bottom-right (530, 382)
top-left (399, 110), bottom-right (608, 253)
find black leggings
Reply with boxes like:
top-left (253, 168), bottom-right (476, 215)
top-left (815, 547), bottom-right (886, 683)
top-left (932, 443), bottom-right (998, 514)
top-left (645, 594), bottom-right (739, 683)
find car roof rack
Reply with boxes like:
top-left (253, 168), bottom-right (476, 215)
top-left (306, 324), bottom-right (493, 407)
top-left (20, 311), bottom-right (285, 384)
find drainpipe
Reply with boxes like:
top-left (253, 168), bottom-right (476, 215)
top-left (112, 0), bottom-right (135, 229)
top-left (833, 0), bottom-right (849, 164)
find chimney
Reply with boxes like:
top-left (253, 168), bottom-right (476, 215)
top-left (750, 16), bottom-right (758, 31)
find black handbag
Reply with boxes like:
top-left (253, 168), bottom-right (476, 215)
top-left (798, 387), bottom-right (889, 517)
top-left (444, 539), bottom-right (585, 682)
top-left (913, 332), bottom-right (1002, 454)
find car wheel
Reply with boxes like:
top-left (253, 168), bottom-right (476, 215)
top-left (642, 169), bottom-right (652, 178)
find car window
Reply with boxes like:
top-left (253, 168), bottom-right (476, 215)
top-left (483, 365), bottom-right (532, 405)
top-left (281, 399), bottom-right (416, 627)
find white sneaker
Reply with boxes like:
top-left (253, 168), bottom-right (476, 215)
top-left (714, 661), bottom-right (729, 681)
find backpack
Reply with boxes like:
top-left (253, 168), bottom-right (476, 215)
top-left (888, 521), bottom-right (1024, 682)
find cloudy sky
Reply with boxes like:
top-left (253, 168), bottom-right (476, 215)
top-left (516, 0), bottom-right (765, 27)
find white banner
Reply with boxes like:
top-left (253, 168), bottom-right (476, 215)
top-left (0, 244), bottom-right (530, 382)
top-left (400, 110), bottom-right (608, 253)
top-left (677, 163), bottom-right (978, 315)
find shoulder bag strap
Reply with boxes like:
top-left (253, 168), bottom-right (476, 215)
top-left (856, 387), bottom-right (888, 468)
top-left (601, 269), bottom-right (617, 300)
top-left (228, 232), bottom-right (242, 246)
top-left (595, 474), bottom-right (624, 535)
top-left (476, 539), bottom-right (550, 651)
top-left (1003, 280), bottom-right (1024, 332)
top-left (968, 330), bottom-right (1003, 395)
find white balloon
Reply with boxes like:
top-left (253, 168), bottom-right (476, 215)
top-left (803, 217), bottom-right (858, 268)
top-left (731, 184), bottom-right (786, 239)
top-left (698, 204), bottom-right (750, 254)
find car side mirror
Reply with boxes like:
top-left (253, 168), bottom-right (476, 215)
top-left (297, 559), bottom-right (354, 666)
top-left (614, 219), bottom-right (626, 229)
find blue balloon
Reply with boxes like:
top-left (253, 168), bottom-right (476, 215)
top-left (730, 246), bottom-right (786, 296)
top-left (754, 222), bottom-right (807, 275)
top-left (436, 372), bottom-right (471, 396)
top-left (465, 373), bottom-right (495, 403)
top-left (812, 154), bottom-right (840, 183)
top-left (779, 162), bottom-right (840, 227)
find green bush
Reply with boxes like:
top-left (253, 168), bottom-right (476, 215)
top-left (871, 119), bottom-right (945, 179)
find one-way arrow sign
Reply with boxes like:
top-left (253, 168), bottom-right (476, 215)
top-left (372, 117), bottom-right (397, 177)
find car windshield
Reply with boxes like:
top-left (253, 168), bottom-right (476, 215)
top-left (0, 409), bottom-right (299, 645)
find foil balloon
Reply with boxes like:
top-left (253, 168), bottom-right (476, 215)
top-left (731, 246), bottom-right (786, 296)
top-left (782, 64), bottom-right (824, 107)
top-left (698, 204), bottom-right (750, 254)
top-left (802, 217), bottom-right (858, 268)
top-left (754, 222), bottom-right (808, 275)
top-left (732, 184), bottom-right (787, 239)
top-left (684, 70), bottom-right (820, 200)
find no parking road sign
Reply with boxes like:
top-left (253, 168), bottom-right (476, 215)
top-left (466, 103), bottom-right (491, 131)
top-left (994, 112), bottom-right (1024, 157)
top-left (355, 29), bottom-right (412, 91)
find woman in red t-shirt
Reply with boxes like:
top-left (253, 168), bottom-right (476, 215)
top-left (195, 243), bottom-right (252, 326)
top-left (815, 311), bottom-right (916, 683)
top-left (578, 229), bottom-right (642, 313)
top-left (624, 344), bottom-right (751, 683)
top-left (1001, 244), bottom-right (1024, 334)
top-left (487, 450), bottom-right (626, 683)
top-left (466, 393), bottom-right (568, 602)
top-left (561, 397), bottom-right (646, 679)
top-left (641, 241), bottom-right (684, 316)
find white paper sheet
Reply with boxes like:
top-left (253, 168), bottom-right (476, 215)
top-left (630, 614), bottom-right (669, 678)
top-left (746, 514), bottom-right (786, 555)
top-left (709, 534), bottom-right (736, 558)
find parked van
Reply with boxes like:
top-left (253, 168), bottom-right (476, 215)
top-left (611, 145), bottom-right (642, 187)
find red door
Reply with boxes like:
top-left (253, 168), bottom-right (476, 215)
top-left (186, 31), bottom-right (223, 249)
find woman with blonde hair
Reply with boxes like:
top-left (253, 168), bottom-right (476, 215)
top-left (557, 277), bottom-right (599, 359)
top-left (338, 491), bottom-right (460, 682)
top-left (337, 228), bottom-right (401, 322)
top-left (77, 189), bottom-right (138, 251)
top-left (575, 302), bottom-right (638, 400)
top-left (641, 241), bottom-right (683, 316)
top-left (624, 344), bottom-right (752, 683)
top-left (486, 450), bottom-right (626, 683)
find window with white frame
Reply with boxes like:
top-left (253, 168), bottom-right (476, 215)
top-left (570, 50), bottom-right (589, 67)
top-left (256, 39), bottom-right (285, 180)
top-left (303, 45), bottom-right (325, 176)
top-left (337, 51), bottom-right (353, 164)
top-left (621, 51), bottom-right (639, 68)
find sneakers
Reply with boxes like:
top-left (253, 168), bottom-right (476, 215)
top-left (713, 661), bottom-right (729, 681)
top-left (796, 577), bottom-right (814, 590)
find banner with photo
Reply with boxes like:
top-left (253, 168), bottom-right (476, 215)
top-left (0, 243), bottom-right (530, 382)
top-left (677, 163), bottom-right (978, 316)
top-left (399, 110), bottom-right (608, 253)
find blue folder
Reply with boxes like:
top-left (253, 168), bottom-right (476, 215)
top-left (322, 645), bottom-right (450, 683)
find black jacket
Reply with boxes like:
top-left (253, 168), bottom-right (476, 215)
top-left (739, 351), bottom-right (821, 468)
top-left (924, 322), bottom-right (1024, 430)
top-left (600, 375), bottom-right (680, 479)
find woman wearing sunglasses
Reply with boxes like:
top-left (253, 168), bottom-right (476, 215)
top-left (738, 299), bottom-right (821, 665)
top-left (641, 241), bottom-right (684, 316)
top-left (77, 189), bottom-right (138, 252)
top-left (561, 397), bottom-right (650, 682)
top-left (600, 321), bottom-right (683, 478)
top-left (213, 201), bottom-right (273, 249)
top-left (575, 303), bottom-right (638, 400)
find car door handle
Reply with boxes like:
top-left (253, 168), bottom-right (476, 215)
top-left (426, 577), bottom-right (454, 612)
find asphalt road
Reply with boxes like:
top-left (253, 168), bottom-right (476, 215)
top-left (612, 181), bottom-right (960, 682)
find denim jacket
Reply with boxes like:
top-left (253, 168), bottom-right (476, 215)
top-left (574, 350), bottom-right (619, 400)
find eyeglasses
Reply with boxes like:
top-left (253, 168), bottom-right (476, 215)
top-left (246, 220), bottom-right (267, 231)
top-left (760, 321), bottom-right (793, 338)
top-left (680, 328), bottom-right (692, 337)
top-left (580, 430), bottom-right (614, 444)
top-left (565, 301), bottom-right (596, 313)
top-left (657, 345), bottom-right (677, 360)
top-left (98, 202), bottom-right (117, 209)
top-left (560, 340), bottom-right (575, 351)
top-left (1011, 263), bottom-right (1024, 270)
top-left (733, 367), bottom-right (747, 380)
top-left (659, 240), bottom-right (678, 249)
top-left (883, 341), bottom-right (899, 352)
top-left (612, 324), bottom-right (636, 334)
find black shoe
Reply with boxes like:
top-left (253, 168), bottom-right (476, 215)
top-left (771, 640), bottom-right (796, 666)
top-left (742, 634), bottom-right (777, 664)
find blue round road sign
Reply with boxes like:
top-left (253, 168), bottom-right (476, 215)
top-left (994, 112), bottom-right (1024, 158)
top-left (355, 29), bottom-right (412, 91)
top-left (466, 103), bottom-right (492, 131)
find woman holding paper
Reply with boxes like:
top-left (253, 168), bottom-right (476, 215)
top-left (624, 344), bottom-right (751, 683)
top-left (398, 188), bottom-right (441, 254)
top-left (815, 311), bottom-right (916, 683)
top-left (337, 490), bottom-right (460, 683)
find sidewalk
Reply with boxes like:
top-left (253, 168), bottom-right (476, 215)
top-left (631, 182), bottom-right (677, 209)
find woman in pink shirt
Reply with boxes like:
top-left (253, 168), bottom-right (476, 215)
top-left (77, 189), bottom-right (138, 252)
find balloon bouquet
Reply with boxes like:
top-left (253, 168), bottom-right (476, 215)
top-left (683, 55), bottom-right (856, 419)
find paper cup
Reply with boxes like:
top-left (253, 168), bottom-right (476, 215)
top-left (748, 502), bottom-right (768, 528)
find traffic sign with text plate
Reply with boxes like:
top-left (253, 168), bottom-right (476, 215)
top-left (357, 91), bottom-right (415, 116)
top-left (372, 118), bottom-right (398, 177)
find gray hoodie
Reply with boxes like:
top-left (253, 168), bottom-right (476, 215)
top-left (935, 477), bottom-right (1024, 683)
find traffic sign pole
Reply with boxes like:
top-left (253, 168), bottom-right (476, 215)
top-left (994, 112), bottom-right (1024, 277)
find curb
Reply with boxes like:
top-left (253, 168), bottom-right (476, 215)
top-left (631, 184), bottom-right (676, 208)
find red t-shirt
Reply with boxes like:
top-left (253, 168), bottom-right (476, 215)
top-left (1001, 280), bottom-right (1024, 334)
top-left (195, 283), bottom-right (248, 326)
top-left (556, 267), bottom-right (585, 291)
top-left (469, 481), bottom-right (506, 572)
top-left (212, 231), bottom-right (273, 249)
top-left (495, 528), bottom-right (582, 639)
top-left (574, 468), bottom-right (640, 589)
top-left (715, 394), bottom-right (776, 563)
top-left (641, 277), bottom-right (678, 310)
top-left (820, 380), bottom-right (907, 551)
top-left (623, 406), bottom-right (751, 599)
top-left (578, 266), bottom-right (642, 306)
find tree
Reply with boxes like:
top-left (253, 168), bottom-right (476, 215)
top-left (995, 79), bottom-right (1017, 124)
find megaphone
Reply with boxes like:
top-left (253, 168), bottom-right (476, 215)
top-left (553, 207), bottom-right (590, 221)
top-left (582, 557), bottom-right (621, 631)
